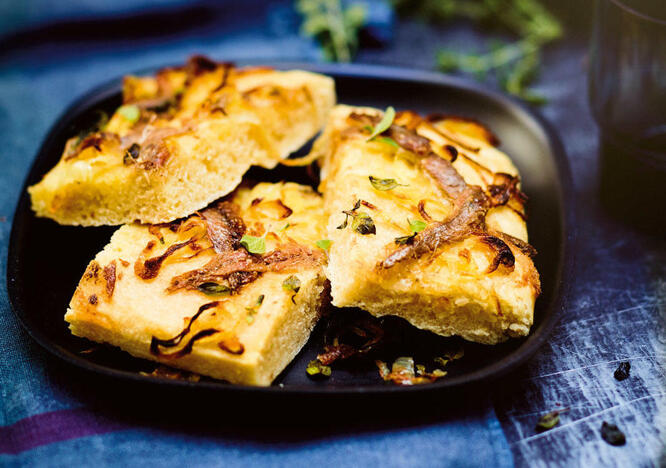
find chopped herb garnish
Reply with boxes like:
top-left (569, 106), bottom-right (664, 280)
top-left (282, 275), bottom-right (301, 293)
top-left (409, 219), bottom-right (427, 233)
top-left (536, 411), bottom-right (561, 431)
top-left (394, 233), bottom-right (417, 245)
top-left (118, 104), bottom-right (140, 123)
top-left (279, 223), bottom-right (291, 232)
top-left (351, 212), bottom-right (376, 235)
top-left (240, 235), bottom-right (266, 254)
top-left (245, 294), bottom-right (265, 324)
top-left (197, 282), bottom-right (231, 296)
top-left (601, 422), bottom-right (626, 446)
top-left (368, 175), bottom-right (405, 191)
top-left (306, 359), bottom-right (331, 378)
top-left (614, 361), bottom-right (631, 381)
top-left (377, 136), bottom-right (399, 148)
top-left (315, 239), bottom-right (332, 251)
top-left (367, 106), bottom-right (395, 141)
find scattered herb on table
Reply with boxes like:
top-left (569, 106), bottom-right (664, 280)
top-left (394, 0), bottom-right (562, 104)
top-left (600, 422), bottom-right (626, 446)
top-left (614, 361), bottom-right (631, 381)
top-left (535, 410), bottom-right (561, 431)
top-left (306, 359), bottom-right (332, 378)
top-left (296, 0), bottom-right (366, 62)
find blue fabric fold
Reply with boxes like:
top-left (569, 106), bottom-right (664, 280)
top-left (0, 1), bottom-right (513, 465)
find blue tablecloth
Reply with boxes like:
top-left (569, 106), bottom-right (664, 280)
top-left (0, 1), bottom-right (515, 466)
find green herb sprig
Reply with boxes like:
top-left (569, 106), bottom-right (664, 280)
top-left (296, 0), bottom-right (366, 62)
top-left (394, 0), bottom-right (562, 104)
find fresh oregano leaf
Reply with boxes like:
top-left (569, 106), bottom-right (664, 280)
top-left (409, 219), bottom-right (427, 233)
top-left (315, 239), bottom-right (331, 251)
top-left (377, 136), bottom-right (399, 148)
top-left (118, 104), bottom-right (140, 123)
top-left (197, 282), bottom-right (231, 296)
top-left (367, 106), bottom-right (395, 141)
top-left (369, 175), bottom-right (404, 191)
top-left (240, 235), bottom-right (266, 254)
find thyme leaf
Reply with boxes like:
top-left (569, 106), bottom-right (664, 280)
top-left (315, 239), bottom-right (332, 251)
top-left (118, 104), bottom-right (140, 123)
top-left (240, 235), bottom-right (266, 255)
top-left (306, 359), bottom-right (331, 378)
top-left (408, 219), bottom-right (427, 233)
top-left (369, 175), bottom-right (405, 191)
top-left (367, 106), bottom-right (395, 141)
top-left (197, 282), bottom-right (231, 296)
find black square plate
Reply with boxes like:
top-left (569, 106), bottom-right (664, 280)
top-left (7, 63), bottom-right (575, 397)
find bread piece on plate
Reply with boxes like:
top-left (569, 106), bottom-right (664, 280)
top-left (65, 182), bottom-right (328, 385)
top-left (29, 56), bottom-right (335, 226)
top-left (313, 105), bottom-right (540, 345)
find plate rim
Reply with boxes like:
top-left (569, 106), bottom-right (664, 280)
top-left (6, 62), bottom-right (576, 395)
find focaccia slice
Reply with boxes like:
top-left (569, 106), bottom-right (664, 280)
top-left (313, 105), bottom-right (540, 344)
top-left (29, 56), bottom-right (335, 226)
top-left (65, 182), bottom-right (328, 385)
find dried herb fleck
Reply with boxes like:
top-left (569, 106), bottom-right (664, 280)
top-left (240, 235), bottom-right (266, 255)
top-left (601, 422), bottom-right (626, 446)
top-left (536, 411), bottom-right (560, 431)
top-left (282, 275), bottom-right (301, 294)
top-left (306, 359), bottom-right (331, 378)
top-left (369, 175), bottom-right (405, 191)
top-left (614, 361), bottom-right (631, 381)
top-left (197, 282), bottom-right (231, 296)
top-left (367, 106), bottom-right (395, 141)
top-left (245, 294), bottom-right (265, 324)
top-left (118, 104), bottom-right (140, 123)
